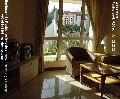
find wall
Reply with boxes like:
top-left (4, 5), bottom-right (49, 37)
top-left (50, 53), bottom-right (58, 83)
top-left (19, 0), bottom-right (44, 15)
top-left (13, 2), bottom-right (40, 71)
top-left (8, 0), bottom-right (24, 43)
top-left (111, 0), bottom-right (120, 55)
top-left (7, 0), bottom-right (38, 53)
top-left (23, 0), bottom-right (37, 51)
top-left (104, 0), bottom-right (120, 55)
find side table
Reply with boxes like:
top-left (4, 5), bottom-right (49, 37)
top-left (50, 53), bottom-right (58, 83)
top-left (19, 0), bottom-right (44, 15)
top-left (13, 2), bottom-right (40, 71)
top-left (94, 53), bottom-right (109, 62)
top-left (80, 62), bottom-right (120, 97)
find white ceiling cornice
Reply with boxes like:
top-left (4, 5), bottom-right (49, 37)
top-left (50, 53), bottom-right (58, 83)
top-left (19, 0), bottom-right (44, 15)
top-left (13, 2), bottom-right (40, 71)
top-left (49, 0), bottom-right (82, 4)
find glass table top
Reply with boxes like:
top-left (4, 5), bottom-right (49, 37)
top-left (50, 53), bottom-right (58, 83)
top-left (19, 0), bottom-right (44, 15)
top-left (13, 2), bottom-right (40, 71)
top-left (80, 62), bottom-right (120, 75)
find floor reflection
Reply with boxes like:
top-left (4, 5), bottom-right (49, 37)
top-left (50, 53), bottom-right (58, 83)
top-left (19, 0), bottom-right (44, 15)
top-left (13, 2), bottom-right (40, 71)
top-left (7, 70), bottom-right (111, 99)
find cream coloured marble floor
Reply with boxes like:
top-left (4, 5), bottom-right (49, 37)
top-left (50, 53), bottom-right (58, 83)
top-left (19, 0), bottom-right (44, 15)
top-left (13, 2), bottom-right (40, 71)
top-left (7, 70), bottom-right (115, 99)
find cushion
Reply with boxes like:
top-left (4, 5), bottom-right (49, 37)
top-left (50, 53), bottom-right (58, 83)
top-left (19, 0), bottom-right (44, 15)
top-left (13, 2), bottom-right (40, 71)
top-left (67, 47), bottom-right (94, 61)
top-left (102, 55), bottom-right (120, 64)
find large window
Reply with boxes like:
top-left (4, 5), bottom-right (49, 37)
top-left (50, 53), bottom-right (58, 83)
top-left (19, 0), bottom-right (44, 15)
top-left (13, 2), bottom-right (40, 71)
top-left (44, 0), bottom-right (93, 67)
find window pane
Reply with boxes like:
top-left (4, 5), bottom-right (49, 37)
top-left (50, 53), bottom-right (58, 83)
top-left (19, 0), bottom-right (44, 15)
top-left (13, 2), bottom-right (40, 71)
top-left (45, 1), bottom-right (59, 37)
top-left (61, 40), bottom-right (80, 55)
top-left (83, 40), bottom-right (89, 49)
top-left (44, 40), bottom-right (57, 61)
top-left (62, 2), bottom-right (91, 37)
top-left (62, 2), bottom-right (81, 37)
top-left (62, 24), bottom-right (80, 37)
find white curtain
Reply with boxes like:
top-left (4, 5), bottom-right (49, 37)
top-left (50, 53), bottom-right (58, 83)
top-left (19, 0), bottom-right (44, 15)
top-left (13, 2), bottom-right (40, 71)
top-left (86, 0), bottom-right (112, 52)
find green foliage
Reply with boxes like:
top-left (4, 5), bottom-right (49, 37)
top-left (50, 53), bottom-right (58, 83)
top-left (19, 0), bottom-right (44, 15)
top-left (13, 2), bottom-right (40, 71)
top-left (45, 40), bottom-right (80, 55)
top-left (47, 13), bottom-right (54, 26)
top-left (47, 8), bottom-right (58, 26)
top-left (61, 40), bottom-right (80, 55)
top-left (45, 24), bottom-right (81, 55)
top-left (62, 24), bottom-right (80, 35)
top-left (47, 41), bottom-right (57, 55)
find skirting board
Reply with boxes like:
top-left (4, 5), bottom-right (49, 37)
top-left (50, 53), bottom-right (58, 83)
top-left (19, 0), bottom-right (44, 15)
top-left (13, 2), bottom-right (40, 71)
top-left (45, 66), bottom-right (66, 71)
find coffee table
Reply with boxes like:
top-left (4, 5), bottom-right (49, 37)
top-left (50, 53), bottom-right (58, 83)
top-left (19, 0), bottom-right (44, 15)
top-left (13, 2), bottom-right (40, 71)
top-left (80, 62), bottom-right (120, 96)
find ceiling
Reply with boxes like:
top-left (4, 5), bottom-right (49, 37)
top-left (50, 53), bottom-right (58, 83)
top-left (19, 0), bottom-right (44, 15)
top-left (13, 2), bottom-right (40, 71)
top-left (49, 0), bottom-right (82, 4)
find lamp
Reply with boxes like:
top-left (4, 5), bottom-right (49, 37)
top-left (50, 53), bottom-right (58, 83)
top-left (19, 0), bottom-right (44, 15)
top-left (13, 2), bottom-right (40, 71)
top-left (101, 40), bottom-right (105, 44)
top-left (96, 40), bottom-right (105, 54)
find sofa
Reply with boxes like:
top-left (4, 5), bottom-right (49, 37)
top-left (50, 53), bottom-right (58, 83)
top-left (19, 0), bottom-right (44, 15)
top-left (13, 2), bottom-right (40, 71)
top-left (66, 47), bottom-right (97, 78)
top-left (101, 55), bottom-right (120, 80)
top-left (101, 55), bottom-right (120, 98)
top-left (101, 55), bottom-right (120, 69)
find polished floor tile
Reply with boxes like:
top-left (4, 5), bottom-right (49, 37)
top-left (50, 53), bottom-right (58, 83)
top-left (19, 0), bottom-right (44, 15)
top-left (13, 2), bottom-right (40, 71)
top-left (6, 70), bottom-right (119, 99)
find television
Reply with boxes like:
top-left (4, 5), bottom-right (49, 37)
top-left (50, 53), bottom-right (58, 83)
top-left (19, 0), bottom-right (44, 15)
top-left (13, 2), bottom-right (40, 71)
top-left (19, 43), bottom-right (33, 61)
top-left (0, 39), bottom-right (20, 69)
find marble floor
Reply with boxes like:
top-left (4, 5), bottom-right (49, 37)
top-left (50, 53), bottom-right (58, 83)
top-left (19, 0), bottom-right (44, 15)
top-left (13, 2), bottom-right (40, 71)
top-left (7, 70), bottom-right (117, 99)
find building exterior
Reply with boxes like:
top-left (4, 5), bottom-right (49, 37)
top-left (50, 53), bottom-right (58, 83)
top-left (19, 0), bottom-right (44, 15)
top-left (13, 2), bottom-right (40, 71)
top-left (62, 12), bottom-right (81, 26)
top-left (62, 12), bottom-right (90, 36)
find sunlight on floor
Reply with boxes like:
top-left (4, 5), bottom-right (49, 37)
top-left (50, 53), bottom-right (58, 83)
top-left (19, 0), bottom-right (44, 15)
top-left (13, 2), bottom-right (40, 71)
top-left (95, 93), bottom-right (111, 99)
top-left (55, 74), bottom-right (92, 91)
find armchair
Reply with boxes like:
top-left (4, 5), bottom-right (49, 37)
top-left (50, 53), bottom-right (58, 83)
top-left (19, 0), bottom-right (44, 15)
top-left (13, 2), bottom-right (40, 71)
top-left (66, 47), bottom-right (96, 78)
